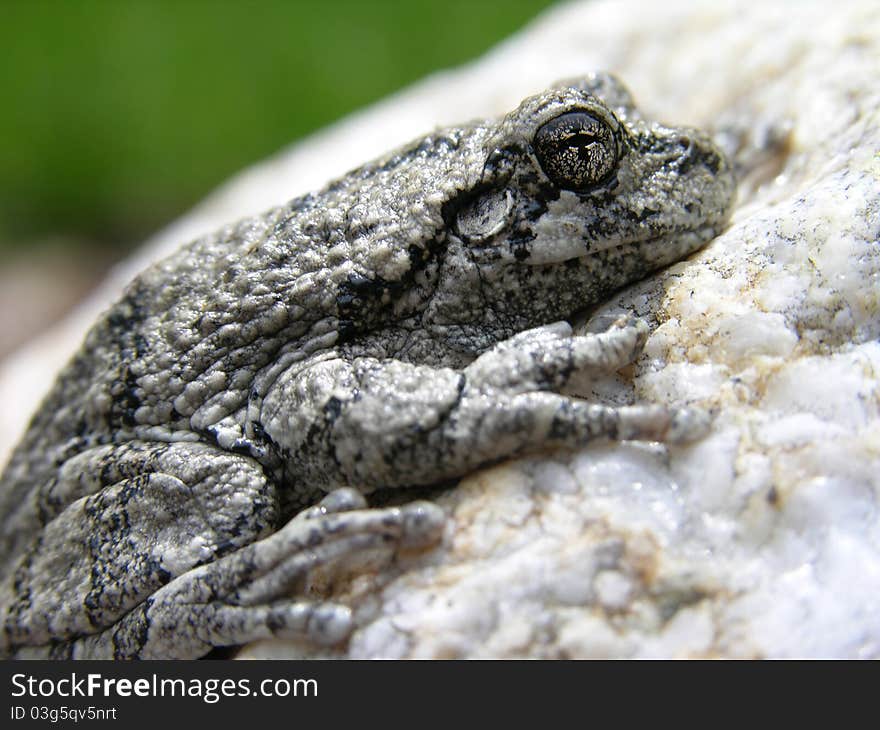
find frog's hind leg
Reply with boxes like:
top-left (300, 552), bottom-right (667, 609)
top-left (0, 441), bottom-right (279, 655)
top-left (51, 494), bottom-right (444, 659)
top-left (1, 441), bottom-right (443, 659)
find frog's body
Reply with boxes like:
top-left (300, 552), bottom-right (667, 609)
top-left (0, 75), bottom-right (735, 658)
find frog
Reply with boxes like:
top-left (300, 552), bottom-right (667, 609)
top-left (0, 73), bottom-right (735, 659)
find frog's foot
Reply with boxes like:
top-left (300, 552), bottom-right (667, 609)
top-left (60, 499), bottom-right (444, 659)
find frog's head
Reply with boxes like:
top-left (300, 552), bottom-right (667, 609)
top-left (426, 73), bottom-right (736, 354)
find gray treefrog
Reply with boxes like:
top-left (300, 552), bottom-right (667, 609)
top-left (0, 74), bottom-right (735, 658)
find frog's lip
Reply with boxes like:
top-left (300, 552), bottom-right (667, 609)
top-left (596, 223), bottom-right (721, 254)
top-left (533, 223), bottom-right (723, 265)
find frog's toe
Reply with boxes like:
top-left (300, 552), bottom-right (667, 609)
top-left (666, 406), bottom-right (713, 443)
top-left (297, 487), bottom-right (369, 520)
top-left (69, 595), bottom-right (355, 658)
top-left (197, 600), bottom-right (354, 648)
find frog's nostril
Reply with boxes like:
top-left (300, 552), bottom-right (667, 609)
top-left (677, 136), bottom-right (693, 154)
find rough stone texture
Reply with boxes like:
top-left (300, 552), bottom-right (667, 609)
top-left (3, 0), bottom-right (879, 658)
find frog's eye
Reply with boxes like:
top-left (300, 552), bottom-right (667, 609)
top-left (533, 111), bottom-right (618, 191)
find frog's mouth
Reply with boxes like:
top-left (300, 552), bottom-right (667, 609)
top-left (524, 223), bottom-right (722, 266)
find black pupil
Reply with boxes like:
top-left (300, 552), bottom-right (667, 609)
top-left (534, 111), bottom-right (616, 192)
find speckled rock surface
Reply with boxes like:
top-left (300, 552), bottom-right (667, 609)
top-left (3, 0), bottom-right (879, 658)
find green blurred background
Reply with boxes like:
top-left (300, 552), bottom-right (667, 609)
top-left (0, 0), bottom-right (557, 356)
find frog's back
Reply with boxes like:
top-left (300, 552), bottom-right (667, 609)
top-left (0, 122), bottom-right (490, 570)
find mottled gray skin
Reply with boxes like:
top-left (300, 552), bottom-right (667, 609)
top-left (0, 74), bottom-right (735, 659)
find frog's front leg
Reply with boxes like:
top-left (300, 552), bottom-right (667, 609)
top-left (2, 442), bottom-right (443, 659)
top-left (262, 316), bottom-right (708, 492)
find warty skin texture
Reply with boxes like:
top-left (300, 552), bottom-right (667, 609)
top-left (0, 74), bottom-right (735, 658)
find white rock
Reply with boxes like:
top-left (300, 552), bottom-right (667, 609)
top-left (4, 0), bottom-right (880, 658)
